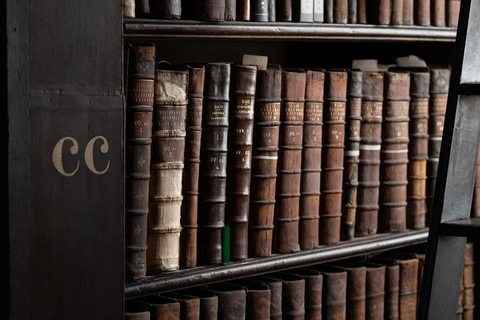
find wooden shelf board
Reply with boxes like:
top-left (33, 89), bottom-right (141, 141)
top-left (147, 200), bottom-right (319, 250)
top-left (125, 229), bottom-right (428, 298)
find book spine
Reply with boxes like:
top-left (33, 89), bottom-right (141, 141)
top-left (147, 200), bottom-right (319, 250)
top-left (277, 0), bottom-right (293, 20)
top-left (324, 0), bottom-right (333, 22)
top-left (269, 0), bottom-right (277, 21)
top-left (415, 0), bottom-right (431, 25)
top-left (342, 71), bottom-right (362, 241)
top-left (348, 0), bottom-right (357, 22)
top-left (198, 294), bottom-right (219, 320)
top-left (447, 0), bottom-right (460, 27)
top-left (136, 0), bottom-right (151, 16)
top-left (198, 0), bottom-right (225, 20)
top-left (125, 302), bottom-right (151, 320)
top-left (180, 65), bottom-right (205, 269)
top-left (334, 0), bottom-right (348, 22)
top-left (366, 266), bottom-right (386, 320)
top-left (472, 147), bottom-right (480, 218)
top-left (356, 72), bottom-right (384, 237)
top-left (281, 278), bottom-right (306, 319)
top-left (380, 72), bottom-right (410, 233)
top-left (322, 272), bottom-right (347, 319)
top-left (320, 71), bottom-right (347, 245)
top-left (151, 0), bottom-right (182, 19)
top-left (294, 0), bottom-right (314, 22)
top-left (314, 0), bottom-right (325, 21)
top-left (345, 267), bottom-right (367, 319)
top-left (384, 264), bottom-right (400, 320)
top-left (124, 0), bottom-right (135, 18)
top-left (207, 286), bottom-right (247, 319)
top-left (225, 0), bottom-right (237, 20)
top-left (141, 297), bottom-right (181, 320)
top-left (403, 0), bottom-right (414, 25)
top-left (432, 0), bottom-right (446, 26)
top-left (148, 67), bottom-right (188, 273)
top-left (300, 70), bottom-right (324, 250)
top-left (237, 0), bottom-right (250, 20)
top-left (303, 274), bottom-right (323, 319)
top-left (199, 63), bottom-right (231, 265)
top-left (463, 243), bottom-right (475, 320)
top-left (407, 72), bottom-right (430, 230)
top-left (125, 44), bottom-right (155, 281)
top-left (398, 260), bottom-right (419, 320)
top-left (427, 67), bottom-right (449, 225)
top-left (256, 278), bottom-right (283, 320)
top-left (378, 0), bottom-right (392, 24)
top-left (227, 65), bottom-right (257, 261)
top-left (274, 70), bottom-right (306, 254)
top-left (251, 0), bottom-right (270, 21)
top-left (249, 68), bottom-right (282, 257)
top-left (391, 0), bottom-right (404, 25)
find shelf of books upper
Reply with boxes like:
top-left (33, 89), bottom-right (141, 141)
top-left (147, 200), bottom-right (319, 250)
top-left (124, 19), bottom-right (456, 42)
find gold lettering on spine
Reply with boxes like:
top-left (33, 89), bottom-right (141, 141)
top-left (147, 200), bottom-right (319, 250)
top-left (85, 136), bottom-right (110, 175)
top-left (52, 137), bottom-right (80, 177)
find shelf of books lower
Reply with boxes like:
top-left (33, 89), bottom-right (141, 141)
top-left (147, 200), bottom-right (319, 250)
top-left (124, 19), bottom-right (456, 42)
top-left (125, 228), bottom-right (428, 298)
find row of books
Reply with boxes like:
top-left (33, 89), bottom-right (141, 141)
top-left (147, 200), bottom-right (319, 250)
top-left (125, 243), bottom-right (475, 320)
top-left (123, 0), bottom-right (460, 27)
top-left (125, 43), bottom-right (452, 280)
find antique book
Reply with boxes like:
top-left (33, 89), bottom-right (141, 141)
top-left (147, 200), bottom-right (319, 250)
top-left (251, 0), bottom-right (269, 21)
top-left (427, 66), bottom-right (449, 225)
top-left (151, 0), bottom-right (181, 19)
top-left (403, 0), bottom-right (414, 25)
top-left (148, 65), bottom-right (188, 273)
top-left (198, 62), bottom-right (231, 266)
top-left (277, 0), bottom-right (293, 20)
top-left (370, 258), bottom-right (400, 320)
top-left (331, 262), bottom-right (367, 320)
top-left (124, 0), bottom-right (135, 18)
top-left (432, 0), bottom-right (446, 26)
top-left (266, 273), bottom-right (306, 320)
top-left (237, 0), bottom-right (250, 20)
top-left (472, 147), bottom-right (480, 218)
top-left (358, 0), bottom-right (367, 23)
top-left (300, 70), bottom-right (324, 250)
top-left (163, 293), bottom-right (201, 320)
top-left (348, 0), bottom-right (356, 22)
top-left (334, 0), bottom-right (348, 22)
top-left (136, 0), bottom-right (151, 16)
top-left (447, 0), bottom-right (460, 27)
top-left (205, 283), bottom-right (247, 319)
top-left (125, 301), bottom-right (151, 320)
top-left (320, 70), bottom-right (347, 245)
top-left (181, 65), bottom-right (205, 269)
top-left (395, 249), bottom-right (426, 306)
top-left (226, 64), bottom-right (257, 261)
top-left (225, 0), bottom-right (236, 20)
top-left (269, 0), bottom-right (277, 21)
top-left (291, 269), bottom-right (323, 319)
top-left (125, 43), bottom-right (155, 281)
top-left (407, 71), bottom-right (430, 230)
top-left (182, 288), bottom-right (219, 320)
top-left (356, 72), bottom-right (384, 237)
top-left (313, 266), bottom-right (347, 320)
top-left (253, 276), bottom-right (284, 320)
top-left (274, 69), bottom-right (306, 254)
top-left (314, 0), bottom-right (325, 21)
top-left (377, 0), bottom-right (391, 24)
top-left (463, 243), bottom-right (475, 320)
top-left (249, 66), bottom-right (282, 257)
top-left (137, 296), bottom-right (181, 320)
top-left (415, 0), bottom-right (431, 25)
top-left (228, 279), bottom-right (272, 320)
top-left (324, 0), bottom-right (333, 22)
top-left (198, 0), bottom-right (225, 20)
top-left (391, 0), bottom-right (404, 25)
top-left (379, 71), bottom-right (410, 233)
top-left (293, 0), bottom-right (314, 22)
top-left (355, 261), bottom-right (386, 320)
top-left (342, 70), bottom-right (362, 241)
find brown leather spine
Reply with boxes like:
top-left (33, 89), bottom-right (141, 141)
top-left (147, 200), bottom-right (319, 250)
top-left (397, 259), bottom-right (419, 320)
top-left (472, 147), bottom-right (480, 218)
top-left (391, 0), bottom-right (404, 25)
top-left (407, 71), bottom-right (430, 230)
top-left (225, 0), bottom-right (236, 20)
top-left (198, 0), bottom-right (225, 21)
top-left (385, 264), bottom-right (400, 320)
top-left (358, 0), bottom-right (367, 23)
top-left (124, 0), bottom-right (135, 18)
top-left (136, 0), bottom-right (151, 16)
top-left (447, 0), bottom-right (460, 27)
top-left (249, 66), bottom-right (282, 257)
top-left (274, 69), bottom-right (306, 254)
top-left (139, 296), bottom-right (181, 320)
top-left (277, 0), bottom-right (293, 21)
top-left (148, 66), bottom-right (188, 273)
top-left (362, 262), bottom-right (386, 320)
top-left (228, 280), bottom-right (272, 320)
top-left (185, 288), bottom-right (219, 320)
top-left (300, 70), bottom-right (324, 250)
top-left (415, 0), bottom-right (431, 25)
top-left (126, 44), bottom-right (155, 281)
top-left (334, 0), bottom-right (348, 23)
top-left (206, 284), bottom-right (246, 320)
top-left (320, 70), bottom-right (347, 245)
top-left (332, 263), bottom-right (367, 320)
top-left (227, 64), bottom-right (257, 261)
top-left (290, 269), bottom-right (323, 319)
top-left (463, 243), bottom-right (475, 320)
top-left (380, 72), bottom-right (410, 233)
top-left (356, 72), bottom-right (384, 237)
top-left (237, 0), bottom-right (250, 20)
top-left (198, 63), bottom-right (231, 266)
top-left (164, 293), bottom-right (201, 320)
top-left (253, 276), bottom-right (283, 320)
top-left (343, 71), bottom-right (362, 241)
top-left (377, 0), bottom-right (392, 24)
top-left (315, 267), bottom-right (347, 320)
top-left (403, 0), bottom-right (414, 25)
top-left (151, 0), bottom-right (181, 19)
top-left (427, 66), bottom-right (449, 225)
top-left (181, 65), bottom-right (205, 269)
top-left (268, 273), bottom-right (306, 320)
top-left (432, 0), bottom-right (446, 26)
top-left (126, 301), bottom-right (152, 320)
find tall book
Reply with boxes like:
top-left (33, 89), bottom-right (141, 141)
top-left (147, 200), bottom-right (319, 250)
top-left (180, 65), bottom-right (205, 269)
top-left (267, 273), bottom-right (306, 320)
top-left (274, 69), bottom-right (306, 254)
top-left (315, 0), bottom-right (325, 21)
top-left (163, 293), bottom-right (201, 320)
top-left (427, 66), bottom-right (450, 225)
top-left (415, 0), bottom-right (431, 25)
top-left (432, 0), bottom-right (446, 26)
top-left (148, 64), bottom-right (188, 273)
top-left (293, 0), bottom-right (314, 21)
top-left (198, 62), bottom-right (231, 265)
top-left (300, 70), bottom-right (324, 250)
top-left (314, 266), bottom-right (347, 320)
top-left (370, 258), bottom-right (400, 320)
top-left (253, 276), bottom-right (284, 320)
top-left (447, 0), bottom-right (460, 27)
top-left (251, 0), bottom-right (269, 21)
top-left (379, 71), bottom-right (410, 233)
top-left (226, 64), bottom-right (257, 261)
top-left (181, 288), bottom-right (219, 320)
top-left (125, 44), bottom-right (155, 281)
top-left (348, 0), bottom-right (356, 22)
top-left (407, 71), bottom-right (430, 230)
top-left (277, 0), bottom-right (293, 20)
top-left (269, 0), bottom-right (277, 21)
top-left (227, 280), bottom-right (272, 320)
top-left (324, 0), bottom-right (333, 22)
top-left (463, 243), bottom-right (475, 320)
top-left (198, 0), bottom-right (225, 20)
top-left (291, 269), bottom-right (324, 319)
top-left (331, 262), bottom-right (367, 320)
top-left (342, 70), bottom-right (362, 241)
top-left (391, 0), bottom-right (404, 25)
top-left (377, 0), bottom-right (391, 24)
top-left (225, 0), bottom-right (236, 20)
top-left (358, 0), bottom-right (367, 23)
top-left (403, 0), bottom-right (414, 25)
top-left (356, 261), bottom-right (386, 320)
top-left (333, 0), bottom-right (348, 22)
top-left (356, 72), bottom-right (384, 237)
top-left (237, 0), bottom-right (250, 20)
top-left (204, 284), bottom-right (247, 319)
top-left (151, 0), bottom-right (182, 19)
top-left (472, 147), bottom-right (480, 218)
top-left (249, 66), bottom-right (282, 257)
top-left (124, 0), bottom-right (135, 18)
top-left (136, 0), bottom-right (151, 17)
top-left (320, 70), bottom-right (347, 245)
top-left (390, 257), bottom-right (419, 319)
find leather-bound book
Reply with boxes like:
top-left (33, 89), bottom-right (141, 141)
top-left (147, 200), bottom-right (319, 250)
top-left (253, 276), bottom-right (284, 320)
top-left (348, 0), bottom-right (357, 22)
top-left (415, 0), bottom-right (431, 25)
top-left (148, 64), bottom-right (188, 273)
top-left (181, 65), bottom-right (205, 269)
top-left (163, 293), bottom-right (201, 320)
top-left (198, 62), bottom-right (231, 266)
top-left (300, 70), bottom-right (324, 250)
top-left (380, 71), bottom-right (410, 233)
top-left (427, 66), bottom-right (449, 225)
top-left (137, 296), bottom-right (181, 320)
top-left (356, 72), bottom-right (384, 237)
top-left (265, 273), bottom-right (306, 320)
top-left (312, 265), bottom-right (347, 320)
top-left (395, 249), bottom-right (426, 306)
top-left (226, 64), bottom-right (257, 261)
top-left (182, 288), bottom-right (219, 320)
top-left (463, 243), bottom-right (475, 320)
top-left (432, 0), bottom-right (446, 26)
top-left (354, 261), bottom-right (386, 320)
top-left (407, 71), bottom-right (430, 230)
top-left (324, 0), bottom-right (333, 22)
top-left (358, 0), bottom-right (367, 23)
top-left (472, 147), bottom-right (480, 218)
top-left (342, 70), bottom-right (362, 241)
top-left (277, 0), bottom-right (293, 20)
top-left (136, 0), bottom-right (151, 17)
top-left (205, 284), bottom-right (246, 319)
top-left (125, 301), bottom-right (151, 320)
top-left (377, 0), bottom-right (391, 24)
top-left (331, 262), bottom-right (367, 320)
top-left (225, 0), bottom-right (236, 20)
top-left (334, 0), bottom-right (348, 22)
top-left (391, 0), bottom-right (404, 25)
top-left (198, 0), bottom-right (225, 20)
top-left (228, 279), bottom-right (272, 320)
top-left (320, 70), bottom-right (347, 245)
top-left (151, 0), bottom-right (181, 19)
top-left (370, 258), bottom-right (400, 320)
top-left (274, 69), bottom-right (306, 254)
top-left (403, 0), bottom-right (413, 25)
top-left (288, 269), bottom-right (323, 319)
top-left (252, 0), bottom-right (269, 21)
top-left (237, 0), bottom-right (250, 20)
top-left (293, 0), bottom-right (314, 21)
top-left (447, 0), bottom-right (460, 27)
top-left (124, 0), bottom-right (135, 18)
top-left (249, 66), bottom-right (282, 257)
top-left (125, 43), bottom-right (155, 281)
top-left (269, 0), bottom-right (277, 21)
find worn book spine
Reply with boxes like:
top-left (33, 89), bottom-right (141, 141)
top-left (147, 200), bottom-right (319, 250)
top-left (164, 293), bottom-right (201, 320)
top-left (274, 70), bottom-right (306, 254)
top-left (348, 0), bottom-right (357, 22)
top-left (472, 147), bottom-right (480, 218)
top-left (398, 259), bottom-right (419, 320)
top-left (380, 72), bottom-right (410, 234)
top-left (342, 71), bottom-right (362, 241)
top-left (249, 67), bottom-right (282, 257)
top-left (148, 66), bottom-right (188, 273)
top-left (364, 263), bottom-right (386, 320)
top-left (320, 269), bottom-right (347, 320)
top-left (334, 0), bottom-right (348, 22)
top-left (251, 0), bottom-right (269, 21)
top-left (463, 243), bottom-right (475, 320)
top-left (334, 263), bottom-right (367, 320)
top-left (415, 0), bottom-right (431, 25)
top-left (237, 0), bottom-right (250, 20)
top-left (447, 0), bottom-right (460, 27)
top-left (136, 0), bottom-right (151, 16)
top-left (293, 0), bottom-right (314, 21)
top-left (377, 0), bottom-right (392, 24)
top-left (277, 0), bottom-right (293, 20)
top-left (427, 66), bottom-right (449, 225)
top-left (227, 64), bottom-right (257, 261)
top-left (432, 0), bottom-right (446, 26)
top-left (324, 0), bottom-right (333, 22)
top-left (151, 0), bottom-right (182, 19)
top-left (320, 70), bottom-right (347, 245)
top-left (314, 0), bottom-right (325, 21)
top-left (125, 44), bottom-right (155, 281)
top-left (358, 0), bottom-right (367, 23)
top-left (206, 284), bottom-right (247, 319)
top-left (198, 63), bottom-right (231, 266)
top-left (254, 277), bottom-right (283, 320)
top-left (186, 289), bottom-right (219, 320)
top-left (356, 72), bottom-right (384, 237)
top-left (225, 0), bottom-right (237, 20)
top-left (198, 0), bottom-right (225, 20)
top-left (139, 296), bottom-right (181, 320)
top-left (407, 71), bottom-right (430, 230)
top-left (391, 0), bottom-right (404, 25)
top-left (125, 301), bottom-right (151, 320)
top-left (403, 0), bottom-right (414, 24)
top-left (269, 0), bottom-right (277, 21)
top-left (180, 65), bottom-right (205, 269)
top-left (384, 264), bottom-right (400, 320)
top-left (269, 273), bottom-right (306, 320)
top-left (300, 70), bottom-right (324, 250)
top-left (226, 280), bottom-right (272, 320)
top-left (293, 269), bottom-right (323, 319)
top-left (124, 0), bottom-right (135, 18)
